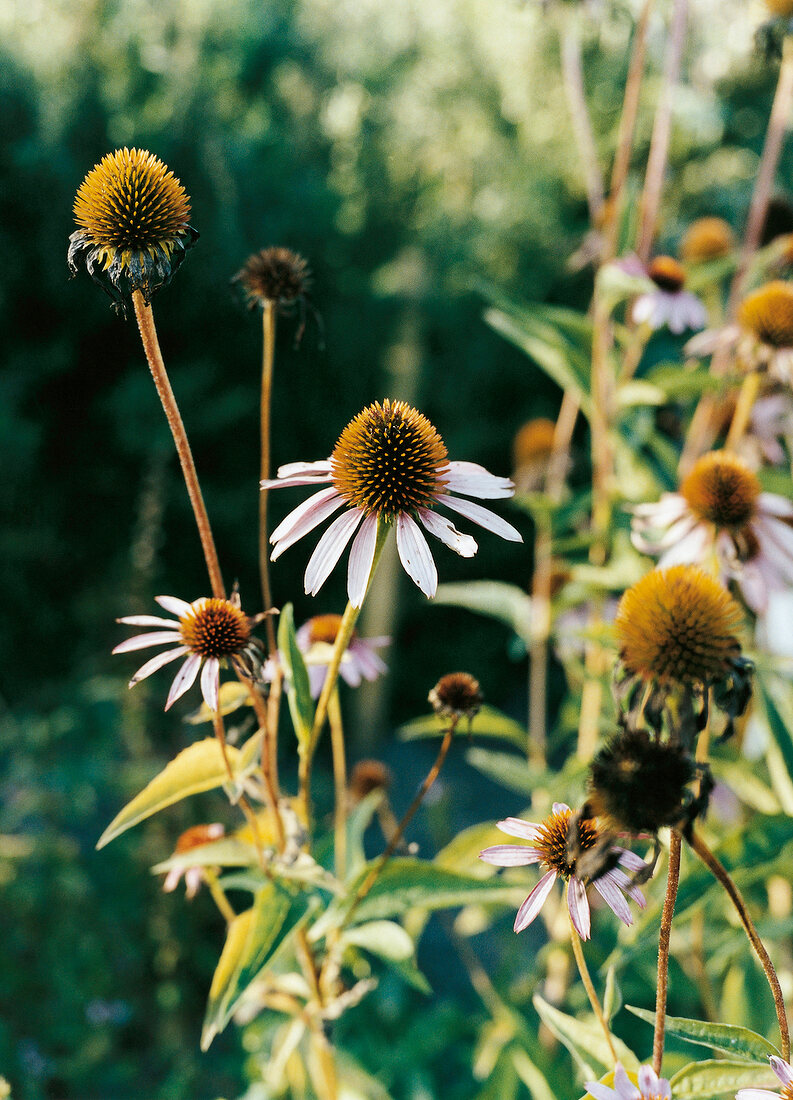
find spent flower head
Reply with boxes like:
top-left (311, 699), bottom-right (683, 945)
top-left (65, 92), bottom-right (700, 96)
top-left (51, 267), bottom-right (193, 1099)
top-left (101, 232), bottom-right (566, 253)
top-left (262, 398), bottom-right (522, 606)
top-left (479, 802), bottom-right (645, 940)
top-left (586, 1062), bottom-right (671, 1100)
top-left (234, 247), bottom-right (311, 308)
top-left (68, 148), bottom-right (197, 308)
top-left (736, 1055), bottom-right (793, 1099)
top-left (428, 672), bottom-right (483, 721)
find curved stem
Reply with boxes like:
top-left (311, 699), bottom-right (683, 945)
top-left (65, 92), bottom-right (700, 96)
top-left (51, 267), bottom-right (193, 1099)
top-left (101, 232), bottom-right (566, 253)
top-left (328, 688), bottom-right (348, 882)
top-left (131, 290), bottom-right (224, 599)
top-left (653, 829), bottom-right (682, 1075)
top-left (687, 829), bottom-right (790, 1060)
top-left (567, 894), bottom-right (618, 1065)
top-left (202, 868), bottom-right (237, 925)
top-left (259, 301), bottom-right (278, 655)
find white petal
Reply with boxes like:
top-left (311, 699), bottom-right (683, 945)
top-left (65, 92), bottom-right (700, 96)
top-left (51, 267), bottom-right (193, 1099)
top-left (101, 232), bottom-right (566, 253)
top-left (760, 493), bottom-right (793, 519)
top-left (200, 657), bottom-right (220, 711)
top-left (262, 460), bottom-right (333, 488)
top-left (155, 595), bottom-right (193, 617)
top-left (657, 522), bottom-right (712, 567)
top-left (552, 801), bottom-right (571, 815)
top-left (418, 508), bottom-right (478, 557)
top-left (568, 876), bottom-right (591, 940)
top-left (771, 1057), bottom-right (793, 1087)
top-left (112, 630), bottom-right (183, 654)
top-left (592, 872), bottom-right (633, 926)
top-left (478, 845), bottom-right (543, 866)
top-left (638, 1067), bottom-right (663, 1097)
top-left (631, 294), bottom-right (655, 327)
top-left (165, 654), bottom-right (202, 710)
top-left (585, 1084), bottom-right (620, 1100)
top-left (614, 1063), bottom-right (642, 1100)
top-left (129, 645), bottom-right (189, 686)
top-left (270, 487), bottom-right (345, 560)
top-left (396, 513), bottom-right (438, 598)
top-left (631, 493), bottom-right (688, 524)
top-left (278, 460), bottom-right (333, 478)
top-left (116, 614), bottom-right (179, 628)
top-left (734, 1092), bottom-right (782, 1099)
top-left (514, 870), bottom-right (557, 932)
top-left (304, 508), bottom-right (363, 596)
top-left (438, 494), bottom-right (522, 542)
top-left (347, 512), bottom-right (380, 608)
top-left (497, 817), bottom-right (542, 840)
top-left (440, 461), bottom-right (515, 499)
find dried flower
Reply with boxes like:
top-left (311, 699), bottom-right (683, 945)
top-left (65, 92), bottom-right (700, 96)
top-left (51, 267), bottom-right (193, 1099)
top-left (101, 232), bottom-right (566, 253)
top-left (428, 672), bottom-right (483, 720)
top-left (234, 247), bottom-right (311, 308)
top-left (679, 218), bottom-right (735, 264)
top-left (68, 148), bottom-right (197, 307)
top-left (348, 760), bottom-right (392, 803)
top-left (586, 1062), bottom-right (672, 1100)
top-left (162, 824), bottom-right (225, 898)
top-left (479, 802), bottom-right (645, 940)
top-left (262, 399), bottom-right (522, 606)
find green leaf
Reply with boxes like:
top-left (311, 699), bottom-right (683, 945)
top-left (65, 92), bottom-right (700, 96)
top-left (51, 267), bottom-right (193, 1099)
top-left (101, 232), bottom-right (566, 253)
top-left (97, 734), bottom-right (261, 848)
top-left (344, 789), bottom-right (385, 881)
top-left (434, 580), bottom-right (533, 643)
top-left (201, 883), bottom-right (312, 1049)
top-left (151, 838), bottom-right (259, 875)
top-left (603, 966), bottom-right (621, 1023)
top-left (277, 602), bottom-right (314, 752)
top-left (511, 1049), bottom-right (556, 1100)
top-left (465, 746), bottom-right (538, 796)
top-left (474, 1057), bottom-right (519, 1100)
top-left (757, 672), bottom-right (793, 806)
top-left (341, 920), bottom-right (414, 961)
top-left (532, 995), bottom-right (639, 1079)
top-left (625, 1006), bottom-right (778, 1063)
top-left (399, 705), bottom-right (528, 752)
top-left (670, 1059), bottom-right (778, 1099)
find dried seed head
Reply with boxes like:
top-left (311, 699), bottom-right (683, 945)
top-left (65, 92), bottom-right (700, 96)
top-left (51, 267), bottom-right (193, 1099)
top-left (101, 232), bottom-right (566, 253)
top-left (679, 218), bottom-right (735, 263)
top-left (680, 451), bottom-right (761, 529)
top-left (616, 565), bottom-right (743, 686)
top-left (648, 255), bottom-right (686, 293)
top-left (428, 672), bottom-right (483, 720)
top-left (348, 759), bottom-right (393, 803)
top-left (178, 598), bottom-right (251, 658)
top-left (234, 247), bottom-right (311, 307)
top-left (738, 281), bottom-right (793, 348)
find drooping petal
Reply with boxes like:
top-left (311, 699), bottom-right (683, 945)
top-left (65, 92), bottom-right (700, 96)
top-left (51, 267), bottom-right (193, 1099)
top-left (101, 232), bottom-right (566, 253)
top-left (165, 654), bottom-right (202, 710)
top-left (497, 817), bottom-right (542, 840)
top-left (656, 521), bottom-right (712, 567)
top-left (116, 614), bottom-right (180, 628)
top-left (396, 512), bottom-right (438, 598)
top-left (129, 645), bottom-right (189, 686)
top-left (638, 1066), bottom-right (668, 1099)
top-left (438, 494), bottom-right (523, 542)
top-left (608, 866), bottom-right (647, 909)
top-left (200, 657), bottom-right (220, 712)
top-left (567, 875), bottom-right (591, 940)
top-left (112, 630), bottom-right (183, 654)
top-left (513, 870), bottom-right (557, 932)
top-left (348, 639), bottom-right (388, 681)
top-left (270, 487), bottom-right (345, 559)
top-left (261, 460), bottom-right (333, 488)
top-left (347, 512), bottom-right (380, 608)
top-left (592, 871), bottom-right (633, 926)
top-left (304, 508), bottom-right (364, 597)
top-left (631, 493), bottom-right (688, 525)
top-left (418, 508), bottom-right (478, 557)
top-left (155, 595), bottom-right (193, 617)
top-left (440, 461), bottom-right (515, 499)
top-left (614, 848), bottom-right (646, 873)
top-left (478, 845), bottom-right (543, 867)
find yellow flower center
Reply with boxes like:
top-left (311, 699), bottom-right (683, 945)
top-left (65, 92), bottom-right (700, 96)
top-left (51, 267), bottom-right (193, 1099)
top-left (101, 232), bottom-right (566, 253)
top-left (331, 399), bottom-right (448, 518)
top-left (513, 418), bottom-right (557, 465)
top-left (780, 1084), bottom-right (793, 1100)
top-left (179, 599), bottom-right (251, 659)
top-left (680, 451), bottom-right (760, 529)
top-left (73, 147), bottom-right (191, 253)
top-left (648, 255), bottom-right (686, 293)
top-left (766, 0), bottom-right (793, 16)
top-left (679, 217), bottom-right (734, 264)
top-left (534, 807), bottom-right (598, 881)
top-left (738, 281), bottom-right (793, 348)
top-left (616, 565), bottom-right (743, 686)
top-left (306, 613), bottom-right (345, 645)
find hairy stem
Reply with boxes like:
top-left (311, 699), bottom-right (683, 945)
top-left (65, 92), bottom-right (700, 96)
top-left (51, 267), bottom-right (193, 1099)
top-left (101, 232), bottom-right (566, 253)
top-left (687, 829), bottom-right (790, 1060)
top-left (653, 830), bottom-right (682, 1075)
top-left (131, 290), bottom-right (224, 599)
top-left (259, 300), bottom-right (278, 655)
top-left (568, 895), bottom-right (618, 1065)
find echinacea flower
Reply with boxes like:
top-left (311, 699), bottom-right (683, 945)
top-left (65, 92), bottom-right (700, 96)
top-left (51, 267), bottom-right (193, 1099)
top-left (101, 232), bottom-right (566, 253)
top-left (586, 1062), bottom-right (671, 1100)
top-left (686, 281), bottom-right (793, 384)
top-left (631, 451), bottom-right (793, 613)
top-left (261, 399), bottom-right (522, 607)
top-left (679, 217), bottom-right (735, 264)
top-left (478, 802), bottom-right (645, 940)
top-left (233, 247), bottom-right (311, 310)
top-left (631, 256), bottom-right (707, 334)
top-left (68, 148), bottom-right (197, 307)
top-left (113, 593), bottom-right (256, 711)
top-left (736, 1055), bottom-right (793, 1099)
top-left (294, 613), bottom-right (388, 697)
top-left (162, 824), bottom-right (225, 898)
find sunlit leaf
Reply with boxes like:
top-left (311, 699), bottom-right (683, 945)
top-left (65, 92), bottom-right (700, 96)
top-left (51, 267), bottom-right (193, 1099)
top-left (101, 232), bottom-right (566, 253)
top-left (435, 580), bottom-right (532, 643)
top-left (532, 994), bottom-right (639, 1079)
top-left (512, 1048), bottom-right (556, 1100)
top-left (184, 680), bottom-right (254, 724)
top-left (399, 705), bottom-right (527, 752)
top-left (151, 837), bottom-right (259, 875)
top-left (278, 602), bottom-right (314, 753)
top-left (625, 1006), bottom-right (778, 1062)
top-left (670, 1059), bottom-right (778, 1098)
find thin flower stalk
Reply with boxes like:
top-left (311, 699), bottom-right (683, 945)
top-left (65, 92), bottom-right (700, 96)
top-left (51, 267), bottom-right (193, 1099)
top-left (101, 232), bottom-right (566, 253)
top-left (131, 290), bottom-right (225, 600)
top-left (568, 896), bottom-right (618, 1066)
top-left (560, 18), bottom-right (605, 224)
top-left (202, 867), bottom-right (237, 926)
top-left (687, 828), bottom-right (790, 1060)
top-left (212, 710), bottom-right (268, 869)
top-left (259, 299), bottom-right (278, 655)
top-left (725, 372), bottom-right (762, 453)
top-left (653, 829), bottom-right (682, 1076)
top-left (328, 688), bottom-right (347, 882)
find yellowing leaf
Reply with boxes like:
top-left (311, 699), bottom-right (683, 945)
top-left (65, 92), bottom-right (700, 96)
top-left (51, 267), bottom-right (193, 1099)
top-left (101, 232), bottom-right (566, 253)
top-left (184, 681), bottom-right (254, 724)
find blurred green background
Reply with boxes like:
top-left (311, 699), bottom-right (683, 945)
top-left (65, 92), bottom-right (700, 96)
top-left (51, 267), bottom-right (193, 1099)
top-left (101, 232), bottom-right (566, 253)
top-left (0, 0), bottom-right (785, 1096)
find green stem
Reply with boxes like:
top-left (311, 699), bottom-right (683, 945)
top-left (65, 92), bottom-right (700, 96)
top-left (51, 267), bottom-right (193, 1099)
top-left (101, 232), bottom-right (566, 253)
top-left (328, 688), bottom-right (348, 882)
top-left (202, 868), bottom-right (236, 925)
top-left (568, 893), bottom-right (618, 1065)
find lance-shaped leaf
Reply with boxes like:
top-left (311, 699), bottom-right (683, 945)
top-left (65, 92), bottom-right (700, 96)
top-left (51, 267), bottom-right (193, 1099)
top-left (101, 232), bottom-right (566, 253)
top-left (434, 581), bottom-right (533, 644)
top-left (277, 602), bottom-right (313, 753)
top-left (626, 1006), bottom-right (778, 1063)
top-left (670, 1059), bottom-right (779, 1098)
top-left (533, 994), bottom-right (639, 1079)
top-left (399, 705), bottom-right (528, 752)
top-left (97, 733), bottom-right (262, 848)
top-left (201, 883), bottom-right (312, 1049)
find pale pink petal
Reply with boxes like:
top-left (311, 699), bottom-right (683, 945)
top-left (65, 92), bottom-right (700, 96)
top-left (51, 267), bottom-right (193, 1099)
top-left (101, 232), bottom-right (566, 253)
top-left (396, 512), bottom-right (438, 597)
top-left (552, 802), bottom-right (571, 815)
top-left (585, 1083), bottom-right (621, 1100)
top-left (165, 654), bottom-right (202, 710)
top-left (116, 614), bottom-right (180, 628)
top-left (631, 494), bottom-right (688, 524)
top-left (113, 630), bottom-right (183, 654)
top-left (270, 487), bottom-right (344, 557)
top-left (608, 866), bottom-right (647, 909)
top-left (771, 1058), bottom-right (793, 1087)
top-left (478, 845), bottom-right (544, 866)
top-left (568, 876), bottom-right (591, 940)
top-left (304, 508), bottom-right (364, 596)
top-left (635, 514), bottom-right (698, 552)
top-left (438, 494), bottom-right (523, 542)
top-left (656, 521), bottom-right (712, 567)
top-left (163, 866), bottom-right (184, 893)
top-left (514, 870), bottom-right (557, 932)
top-left (760, 493), bottom-right (793, 519)
top-left (638, 1067), bottom-right (665, 1098)
top-left (279, 460), bottom-right (333, 477)
top-left (440, 462), bottom-right (515, 499)
top-left (497, 817), bottom-right (542, 839)
top-left (592, 872), bottom-right (633, 926)
top-left (615, 848), bottom-right (646, 872)
top-left (348, 639), bottom-right (388, 681)
top-left (155, 595), bottom-right (193, 617)
top-left (261, 460), bottom-right (333, 488)
top-left (739, 562), bottom-right (769, 614)
top-left (610, 1064), bottom-right (641, 1100)
top-left (129, 645), bottom-right (189, 686)
top-left (347, 512), bottom-right (380, 608)
top-left (735, 1092), bottom-right (782, 1099)
top-left (200, 657), bottom-right (220, 711)
top-left (339, 657), bottom-right (363, 688)
top-left (418, 508), bottom-right (477, 557)
top-left (668, 291), bottom-right (706, 334)
top-left (184, 867), bottom-right (204, 899)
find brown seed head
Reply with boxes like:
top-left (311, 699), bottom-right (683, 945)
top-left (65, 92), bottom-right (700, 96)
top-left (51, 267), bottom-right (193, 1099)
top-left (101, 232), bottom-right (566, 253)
top-left (331, 399), bottom-right (448, 519)
top-left (648, 255), bottom-right (686, 293)
top-left (679, 218), bottom-right (735, 264)
top-left (179, 598), bottom-right (251, 659)
top-left (616, 565), bottom-right (743, 686)
top-left (349, 759), bottom-right (393, 803)
top-left (428, 672), bottom-right (483, 720)
top-left (738, 281), bottom-right (793, 348)
top-left (234, 247), bottom-right (310, 307)
top-left (680, 451), bottom-right (761, 529)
